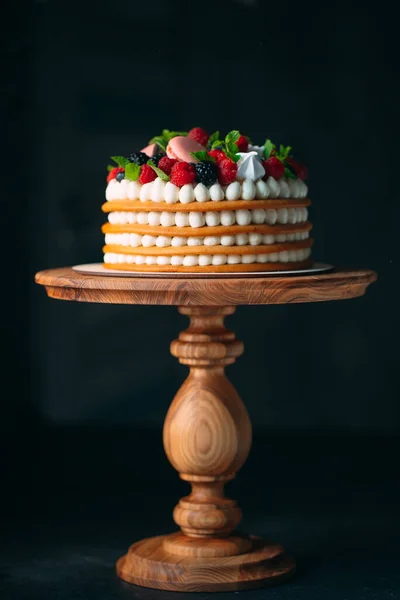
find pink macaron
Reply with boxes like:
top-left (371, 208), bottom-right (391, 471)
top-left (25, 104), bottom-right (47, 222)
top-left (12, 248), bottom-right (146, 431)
top-left (140, 143), bottom-right (157, 157)
top-left (166, 136), bottom-right (206, 163)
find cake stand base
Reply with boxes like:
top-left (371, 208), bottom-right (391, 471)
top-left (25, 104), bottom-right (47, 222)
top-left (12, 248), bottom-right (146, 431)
top-left (35, 267), bottom-right (377, 593)
top-left (116, 533), bottom-right (295, 592)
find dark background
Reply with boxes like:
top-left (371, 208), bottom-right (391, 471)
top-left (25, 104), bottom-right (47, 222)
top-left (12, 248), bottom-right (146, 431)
top-left (3, 0), bottom-right (399, 599)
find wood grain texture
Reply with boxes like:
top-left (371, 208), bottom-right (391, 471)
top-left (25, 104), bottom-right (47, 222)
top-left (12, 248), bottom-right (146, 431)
top-left (164, 307), bottom-right (250, 539)
top-left (116, 307), bottom-right (294, 590)
top-left (35, 266), bottom-right (377, 306)
top-left (116, 534), bottom-right (295, 592)
top-left (35, 266), bottom-right (377, 591)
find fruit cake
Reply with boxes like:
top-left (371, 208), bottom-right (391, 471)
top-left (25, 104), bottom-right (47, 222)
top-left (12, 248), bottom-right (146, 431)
top-left (102, 128), bottom-right (312, 272)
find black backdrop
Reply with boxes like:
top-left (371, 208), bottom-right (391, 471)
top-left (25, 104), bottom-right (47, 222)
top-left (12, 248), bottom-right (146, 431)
top-left (3, 1), bottom-right (400, 599)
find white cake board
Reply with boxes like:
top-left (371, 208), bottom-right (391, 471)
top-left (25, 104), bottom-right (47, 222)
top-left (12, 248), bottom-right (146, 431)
top-left (72, 262), bottom-right (333, 278)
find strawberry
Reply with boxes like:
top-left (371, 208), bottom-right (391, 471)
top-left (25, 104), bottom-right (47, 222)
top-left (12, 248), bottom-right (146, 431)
top-left (139, 164), bottom-right (157, 184)
top-left (107, 167), bottom-right (124, 183)
top-left (208, 149), bottom-right (226, 164)
top-left (217, 158), bottom-right (238, 185)
top-left (236, 135), bottom-right (248, 152)
top-left (287, 157), bottom-right (308, 180)
top-left (263, 156), bottom-right (285, 180)
top-left (188, 127), bottom-right (209, 147)
top-left (170, 162), bottom-right (196, 187)
top-left (158, 156), bottom-right (177, 175)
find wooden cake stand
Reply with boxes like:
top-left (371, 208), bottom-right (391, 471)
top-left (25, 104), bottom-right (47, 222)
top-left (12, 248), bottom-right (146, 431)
top-left (35, 266), bottom-right (376, 592)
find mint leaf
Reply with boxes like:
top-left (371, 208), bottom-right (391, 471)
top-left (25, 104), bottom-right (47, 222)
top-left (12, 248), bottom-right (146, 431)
top-left (148, 136), bottom-right (167, 151)
top-left (147, 160), bottom-right (170, 182)
top-left (111, 155), bottom-right (129, 168)
top-left (211, 140), bottom-right (224, 149)
top-left (225, 143), bottom-right (241, 162)
top-left (278, 144), bottom-right (292, 161)
top-left (162, 129), bottom-right (187, 141)
top-left (285, 167), bottom-right (296, 179)
top-left (208, 131), bottom-right (220, 148)
top-left (125, 162), bottom-right (140, 181)
top-left (190, 151), bottom-right (215, 162)
top-left (264, 139), bottom-right (275, 159)
top-left (225, 130), bottom-right (240, 145)
top-left (107, 164), bottom-right (114, 172)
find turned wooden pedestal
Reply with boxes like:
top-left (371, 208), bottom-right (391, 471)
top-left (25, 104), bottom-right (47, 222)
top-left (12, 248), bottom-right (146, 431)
top-left (35, 266), bottom-right (377, 592)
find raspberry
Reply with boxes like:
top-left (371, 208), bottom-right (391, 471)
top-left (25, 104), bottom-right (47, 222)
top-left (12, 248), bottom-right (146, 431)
top-left (217, 158), bottom-right (237, 185)
top-left (194, 161), bottom-right (218, 186)
top-left (158, 156), bottom-right (177, 175)
top-left (128, 151), bottom-right (148, 166)
top-left (170, 162), bottom-right (196, 187)
top-left (287, 157), bottom-right (308, 180)
top-left (236, 135), bottom-right (248, 152)
top-left (107, 167), bottom-right (124, 183)
top-left (263, 156), bottom-right (285, 180)
top-left (188, 127), bottom-right (209, 147)
top-left (139, 164), bottom-right (157, 184)
top-left (208, 149), bottom-right (226, 164)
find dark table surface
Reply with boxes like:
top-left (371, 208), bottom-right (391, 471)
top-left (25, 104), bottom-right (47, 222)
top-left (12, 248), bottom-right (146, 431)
top-left (1, 427), bottom-right (399, 600)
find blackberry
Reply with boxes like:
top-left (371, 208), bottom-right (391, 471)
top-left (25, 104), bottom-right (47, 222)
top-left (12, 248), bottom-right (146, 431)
top-left (194, 161), bottom-right (218, 186)
top-left (150, 152), bottom-right (165, 167)
top-left (116, 171), bottom-right (125, 182)
top-left (127, 152), bottom-right (148, 166)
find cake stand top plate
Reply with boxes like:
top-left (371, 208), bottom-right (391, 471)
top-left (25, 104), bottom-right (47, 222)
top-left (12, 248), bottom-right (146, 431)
top-left (35, 266), bottom-right (377, 306)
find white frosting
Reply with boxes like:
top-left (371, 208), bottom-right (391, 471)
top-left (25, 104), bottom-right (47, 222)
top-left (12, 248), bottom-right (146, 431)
top-left (105, 177), bottom-right (308, 203)
top-left (255, 179), bottom-right (269, 199)
top-left (175, 212), bottom-right (189, 227)
top-left (220, 211), bottom-right (235, 226)
top-left (151, 178), bottom-right (166, 202)
top-left (194, 183), bottom-right (210, 202)
top-left (164, 181), bottom-right (180, 204)
top-left (104, 231), bottom-right (309, 248)
top-left (107, 207), bottom-right (307, 227)
top-left (236, 209), bottom-right (252, 226)
top-left (209, 183), bottom-right (224, 201)
top-left (241, 179), bottom-right (256, 200)
top-left (247, 144), bottom-right (265, 157)
top-left (104, 247), bottom-right (311, 267)
top-left (140, 182), bottom-right (153, 202)
top-left (237, 152), bottom-right (265, 181)
top-left (225, 181), bottom-right (241, 200)
top-left (179, 184), bottom-right (195, 204)
top-left (189, 212), bottom-right (205, 228)
top-left (278, 178), bottom-right (291, 198)
top-left (266, 177), bottom-right (280, 198)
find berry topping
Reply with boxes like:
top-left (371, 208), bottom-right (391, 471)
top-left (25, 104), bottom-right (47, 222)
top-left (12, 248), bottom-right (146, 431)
top-left (208, 149), bottom-right (226, 164)
top-left (139, 164), bottom-right (157, 184)
top-left (128, 152), bottom-right (149, 166)
top-left (170, 162), bottom-right (196, 187)
top-left (287, 157), bottom-right (308, 180)
top-left (151, 152), bottom-right (166, 167)
top-left (116, 171), bottom-right (125, 182)
top-left (236, 135), bottom-right (249, 152)
top-left (188, 127), bottom-right (209, 147)
top-left (158, 156), bottom-right (177, 175)
top-left (107, 167), bottom-right (125, 183)
top-left (194, 161), bottom-right (218, 186)
top-left (217, 158), bottom-right (238, 185)
top-left (262, 156), bottom-right (285, 180)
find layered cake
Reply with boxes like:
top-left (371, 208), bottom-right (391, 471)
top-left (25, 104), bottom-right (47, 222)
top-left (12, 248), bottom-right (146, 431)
top-left (102, 128), bottom-right (312, 272)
